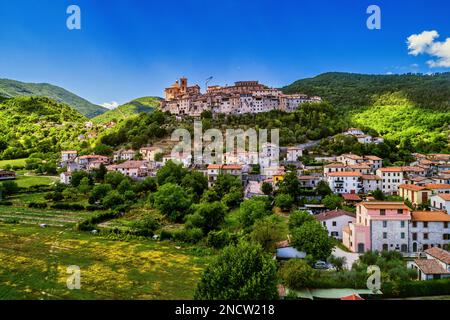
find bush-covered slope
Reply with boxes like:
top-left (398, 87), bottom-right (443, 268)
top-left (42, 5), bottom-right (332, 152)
top-left (0, 78), bottom-right (107, 118)
top-left (0, 96), bottom-right (88, 159)
top-left (92, 96), bottom-right (161, 124)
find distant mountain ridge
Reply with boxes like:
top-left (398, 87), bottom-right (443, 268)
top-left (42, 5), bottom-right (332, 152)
top-left (0, 78), bottom-right (107, 118)
top-left (92, 96), bottom-right (162, 123)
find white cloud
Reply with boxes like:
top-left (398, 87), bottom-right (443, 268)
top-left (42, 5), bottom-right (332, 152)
top-left (101, 101), bottom-right (120, 110)
top-left (407, 30), bottom-right (450, 68)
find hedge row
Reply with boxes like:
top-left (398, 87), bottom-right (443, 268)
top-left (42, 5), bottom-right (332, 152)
top-left (382, 278), bottom-right (450, 298)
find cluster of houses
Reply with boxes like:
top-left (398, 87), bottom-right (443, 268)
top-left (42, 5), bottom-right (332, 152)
top-left (161, 78), bottom-right (322, 117)
top-left (344, 128), bottom-right (384, 144)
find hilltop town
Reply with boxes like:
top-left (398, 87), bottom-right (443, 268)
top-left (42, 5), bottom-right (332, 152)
top-left (161, 78), bottom-right (322, 117)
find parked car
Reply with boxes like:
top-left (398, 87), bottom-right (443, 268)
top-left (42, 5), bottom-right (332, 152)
top-left (314, 261), bottom-right (331, 270)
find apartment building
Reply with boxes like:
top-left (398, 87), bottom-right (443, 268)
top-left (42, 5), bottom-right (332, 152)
top-left (410, 211), bottom-right (450, 253)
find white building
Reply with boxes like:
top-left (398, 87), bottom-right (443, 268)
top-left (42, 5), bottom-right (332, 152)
top-left (140, 146), bottom-right (163, 162)
top-left (377, 167), bottom-right (404, 195)
top-left (60, 172), bottom-right (72, 184)
top-left (327, 172), bottom-right (363, 195)
top-left (361, 174), bottom-right (382, 193)
top-left (431, 194), bottom-right (450, 212)
top-left (410, 211), bottom-right (450, 253)
top-left (286, 147), bottom-right (303, 162)
top-left (315, 210), bottom-right (356, 240)
top-left (61, 150), bottom-right (78, 164)
top-left (113, 149), bottom-right (136, 162)
top-left (107, 160), bottom-right (150, 179)
top-left (410, 247), bottom-right (450, 280)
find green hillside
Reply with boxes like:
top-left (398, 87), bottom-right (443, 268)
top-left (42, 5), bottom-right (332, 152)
top-left (0, 96), bottom-right (88, 160)
top-left (92, 96), bottom-right (161, 123)
top-left (282, 72), bottom-right (450, 110)
top-left (282, 72), bottom-right (450, 154)
top-left (0, 79), bottom-right (107, 118)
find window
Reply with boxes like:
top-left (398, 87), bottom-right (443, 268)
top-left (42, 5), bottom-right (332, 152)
top-left (423, 222), bottom-right (428, 228)
top-left (380, 209), bottom-right (386, 216)
top-left (332, 221), bottom-right (337, 227)
top-left (412, 221), bottom-right (417, 228)
top-left (383, 221), bottom-right (387, 228)
top-left (401, 232), bottom-right (405, 239)
top-left (412, 233), bottom-right (417, 241)
top-left (423, 233), bottom-right (429, 240)
top-left (382, 244), bottom-right (388, 251)
top-left (397, 209), bottom-right (403, 214)
top-left (445, 222), bottom-right (449, 229)
top-left (401, 221), bottom-right (405, 228)
top-left (383, 232), bottom-right (387, 239)
top-left (443, 234), bottom-right (450, 240)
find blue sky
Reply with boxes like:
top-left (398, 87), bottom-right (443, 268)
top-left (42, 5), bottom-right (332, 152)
top-left (0, 0), bottom-right (449, 106)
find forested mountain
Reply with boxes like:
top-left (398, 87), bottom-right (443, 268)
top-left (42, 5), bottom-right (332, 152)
top-left (0, 79), bottom-right (107, 117)
top-left (92, 96), bottom-right (161, 123)
top-left (283, 72), bottom-right (450, 110)
top-left (0, 96), bottom-right (88, 159)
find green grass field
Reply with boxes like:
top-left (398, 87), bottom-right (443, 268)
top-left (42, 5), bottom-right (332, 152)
top-left (0, 158), bottom-right (26, 169)
top-left (14, 175), bottom-right (58, 188)
top-left (0, 223), bottom-right (212, 299)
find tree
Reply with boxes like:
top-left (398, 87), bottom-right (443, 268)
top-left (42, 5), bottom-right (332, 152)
top-left (78, 177), bottom-right (91, 195)
top-left (181, 171), bottom-right (208, 201)
top-left (89, 184), bottom-right (113, 204)
top-left (93, 163), bottom-right (107, 182)
top-left (222, 186), bottom-right (244, 208)
top-left (153, 183), bottom-right (192, 222)
top-left (117, 179), bottom-right (133, 194)
top-left (105, 172), bottom-right (126, 189)
top-left (261, 182), bottom-right (273, 196)
top-left (277, 171), bottom-right (300, 200)
top-left (0, 181), bottom-right (19, 196)
top-left (250, 217), bottom-right (284, 252)
top-left (103, 190), bottom-right (125, 209)
top-left (372, 189), bottom-right (385, 201)
top-left (288, 210), bottom-right (315, 231)
top-left (156, 160), bottom-right (188, 186)
top-left (70, 170), bottom-right (90, 188)
top-left (213, 174), bottom-right (242, 198)
top-left (62, 187), bottom-right (79, 201)
top-left (291, 221), bottom-right (334, 261)
top-left (327, 255), bottom-right (347, 272)
top-left (194, 242), bottom-right (278, 300)
top-left (275, 193), bottom-right (294, 212)
top-left (185, 201), bottom-right (227, 233)
top-left (130, 215), bottom-right (160, 237)
top-left (322, 194), bottom-right (343, 210)
top-left (279, 259), bottom-right (315, 290)
top-left (315, 180), bottom-right (332, 197)
top-left (239, 197), bottom-right (272, 228)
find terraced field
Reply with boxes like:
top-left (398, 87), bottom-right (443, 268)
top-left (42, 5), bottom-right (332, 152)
top-left (0, 205), bottom-right (92, 227)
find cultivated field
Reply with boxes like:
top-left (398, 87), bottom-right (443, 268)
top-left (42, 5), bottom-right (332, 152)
top-left (0, 223), bottom-right (212, 300)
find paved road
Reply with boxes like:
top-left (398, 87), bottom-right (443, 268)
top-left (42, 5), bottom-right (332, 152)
top-left (332, 247), bottom-right (360, 270)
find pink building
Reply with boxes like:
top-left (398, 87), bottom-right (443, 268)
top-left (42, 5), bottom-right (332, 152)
top-left (343, 201), bottom-right (411, 253)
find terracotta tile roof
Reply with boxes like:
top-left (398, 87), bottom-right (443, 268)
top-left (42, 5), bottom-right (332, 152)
top-left (411, 211), bottom-right (450, 222)
top-left (341, 154), bottom-right (363, 160)
top-left (425, 184), bottom-right (450, 190)
top-left (342, 194), bottom-right (362, 201)
top-left (425, 247), bottom-right (450, 264)
top-left (341, 294), bottom-right (364, 300)
top-left (349, 164), bottom-right (371, 169)
top-left (207, 164), bottom-right (222, 169)
top-left (364, 156), bottom-right (382, 161)
top-left (328, 172), bottom-right (362, 177)
top-left (399, 184), bottom-right (427, 191)
top-left (62, 150), bottom-right (77, 154)
top-left (115, 160), bottom-right (147, 169)
top-left (437, 193), bottom-right (450, 201)
top-left (402, 166), bottom-right (426, 172)
top-left (358, 201), bottom-right (409, 210)
top-left (298, 175), bottom-right (320, 180)
top-left (325, 163), bottom-right (346, 168)
top-left (378, 167), bottom-right (403, 172)
top-left (222, 165), bottom-right (242, 170)
top-left (362, 174), bottom-right (381, 180)
top-left (414, 259), bottom-right (450, 275)
top-left (315, 209), bottom-right (356, 221)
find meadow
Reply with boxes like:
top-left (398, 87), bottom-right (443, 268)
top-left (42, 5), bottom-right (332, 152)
top-left (0, 223), bottom-right (212, 300)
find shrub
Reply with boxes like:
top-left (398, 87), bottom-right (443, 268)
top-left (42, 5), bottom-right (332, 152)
top-left (173, 227), bottom-right (204, 244)
top-left (51, 203), bottom-right (85, 211)
top-left (0, 201), bottom-right (13, 206)
top-left (28, 202), bottom-right (48, 209)
top-left (279, 259), bottom-right (315, 290)
top-left (159, 229), bottom-right (173, 240)
top-left (206, 230), bottom-right (231, 249)
top-left (382, 278), bottom-right (450, 298)
top-left (130, 216), bottom-right (160, 237)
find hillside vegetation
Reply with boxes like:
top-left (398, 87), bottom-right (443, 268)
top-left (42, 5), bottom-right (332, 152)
top-left (0, 96), bottom-right (88, 159)
top-left (283, 72), bottom-right (450, 154)
top-left (92, 96), bottom-right (161, 124)
top-left (0, 79), bottom-right (107, 117)
top-left (283, 72), bottom-right (450, 110)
